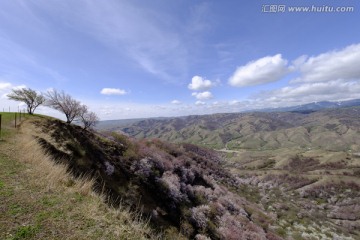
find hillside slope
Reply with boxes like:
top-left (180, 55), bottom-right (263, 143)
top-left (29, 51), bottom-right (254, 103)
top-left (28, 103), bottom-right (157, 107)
top-left (118, 108), bottom-right (360, 151)
top-left (25, 116), bottom-right (285, 239)
top-left (0, 114), bottom-right (156, 240)
top-left (102, 108), bottom-right (360, 239)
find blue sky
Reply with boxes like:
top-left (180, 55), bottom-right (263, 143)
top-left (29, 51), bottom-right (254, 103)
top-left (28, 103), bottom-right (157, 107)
top-left (1, 0), bottom-right (360, 120)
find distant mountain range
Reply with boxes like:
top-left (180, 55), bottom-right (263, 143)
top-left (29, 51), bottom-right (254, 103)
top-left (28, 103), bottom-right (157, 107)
top-left (97, 99), bottom-right (360, 130)
top-left (99, 106), bottom-right (360, 152)
top-left (97, 99), bottom-right (360, 150)
top-left (260, 98), bottom-right (360, 113)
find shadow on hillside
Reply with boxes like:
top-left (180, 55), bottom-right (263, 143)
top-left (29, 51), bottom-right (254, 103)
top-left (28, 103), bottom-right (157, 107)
top-left (30, 118), bottom-right (283, 239)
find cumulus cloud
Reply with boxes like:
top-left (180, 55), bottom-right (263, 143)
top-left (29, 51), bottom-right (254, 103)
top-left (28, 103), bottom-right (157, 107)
top-left (100, 88), bottom-right (127, 95)
top-left (228, 43), bottom-right (360, 109)
top-left (253, 80), bottom-right (360, 107)
top-left (171, 100), bottom-right (182, 104)
top-left (188, 75), bottom-right (214, 90)
top-left (251, 44), bottom-right (360, 107)
top-left (228, 54), bottom-right (289, 87)
top-left (192, 91), bottom-right (213, 100)
top-left (292, 43), bottom-right (360, 83)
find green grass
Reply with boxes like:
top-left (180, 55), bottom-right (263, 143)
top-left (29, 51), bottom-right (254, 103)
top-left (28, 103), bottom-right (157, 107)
top-left (10, 225), bottom-right (40, 240)
top-left (0, 112), bottom-right (30, 139)
top-left (9, 203), bottom-right (28, 216)
top-left (40, 196), bottom-right (61, 207)
top-left (0, 112), bottom-right (28, 124)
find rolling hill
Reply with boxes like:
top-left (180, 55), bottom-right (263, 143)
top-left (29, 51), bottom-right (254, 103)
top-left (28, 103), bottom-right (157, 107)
top-left (98, 106), bottom-right (360, 239)
top-left (114, 107), bottom-right (360, 152)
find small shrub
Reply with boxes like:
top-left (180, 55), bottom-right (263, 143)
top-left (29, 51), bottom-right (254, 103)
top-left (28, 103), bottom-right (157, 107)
top-left (257, 159), bottom-right (276, 169)
top-left (65, 142), bottom-right (85, 158)
top-left (164, 226), bottom-right (183, 239)
top-left (157, 171), bottom-right (185, 203)
top-left (284, 155), bottom-right (319, 172)
top-left (275, 227), bottom-right (287, 237)
top-left (12, 225), bottom-right (39, 240)
top-left (195, 234), bottom-right (211, 240)
top-left (292, 232), bottom-right (303, 240)
top-left (266, 232), bottom-right (283, 240)
top-left (193, 191), bottom-right (208, 205)
top-left (353, 169), bottom-right (360, 176)
top-left (191, 205), bottom-right (210, 230)
top-left (180, 221), bottom-right (195, 237)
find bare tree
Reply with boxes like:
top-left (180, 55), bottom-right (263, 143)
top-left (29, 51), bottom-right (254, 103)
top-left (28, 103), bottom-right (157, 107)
top-left (79, 105), bottom-right (99, 130)
top-left (7, 88), bottom-right (45, 114)
top-left (45, 90), bottom-right (82, 123)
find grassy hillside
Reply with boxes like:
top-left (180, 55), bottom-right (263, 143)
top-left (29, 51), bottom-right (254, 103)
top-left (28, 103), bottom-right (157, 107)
top-left (0, 113), bottom-right (157, 240)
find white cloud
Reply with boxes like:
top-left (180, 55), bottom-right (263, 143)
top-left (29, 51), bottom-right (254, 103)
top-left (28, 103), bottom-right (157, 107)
top-left (188, 75), bottom-right (214, 90)
top-left (0, 82), bottom-right (26, 99)
top-left (195, 101), bottom-right (206, 105)
top-left (228, 54), bottom-right (289, 87)
top-left (226, 44), bottom-right (360, 109)
top-left (13, 85), bottom-right (27, 90)
top-left (100, 88), bottom-right (127, 95)
top-left (291, 55), bottom-right (307, 70)
top-left (292, 43), bottom-right (360, 83)
top-left (229, 100), bottom-right (242, 106)
top-left (247, 43), bottom-right (360, 108)
top-left (0, 82), bottom-right (12, 91)
top-left (192, 91), bottom-right (213, 100)
top-left (253, 80), bottom-right (360, 107)
top-left (171, 100), bottom-right (181, 104)
top-left (0, 81), bottom-right (29, 112)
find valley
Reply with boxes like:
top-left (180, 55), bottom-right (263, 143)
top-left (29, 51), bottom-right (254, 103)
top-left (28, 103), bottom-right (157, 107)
top-left (99, 106), bottom-right (360, 239)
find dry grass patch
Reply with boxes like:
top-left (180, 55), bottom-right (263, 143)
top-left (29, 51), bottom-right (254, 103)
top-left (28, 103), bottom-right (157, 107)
top-left (0, 119), bottom-right (159, 240)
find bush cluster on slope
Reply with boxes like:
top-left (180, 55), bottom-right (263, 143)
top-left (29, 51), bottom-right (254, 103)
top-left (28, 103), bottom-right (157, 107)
top-left (31, 118), bottom-right (282, 239)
